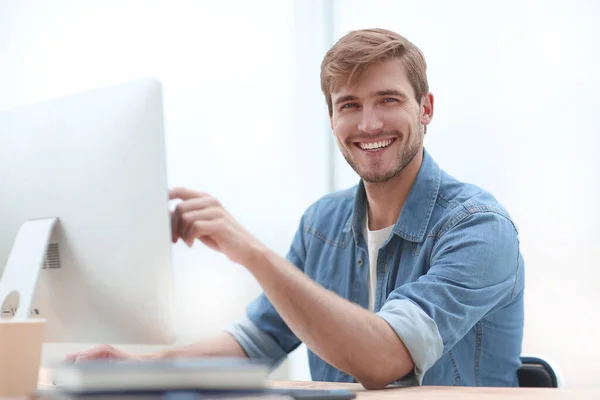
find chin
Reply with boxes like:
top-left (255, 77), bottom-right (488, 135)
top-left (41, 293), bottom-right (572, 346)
top-left (359, 170), bottom-right (399, 184)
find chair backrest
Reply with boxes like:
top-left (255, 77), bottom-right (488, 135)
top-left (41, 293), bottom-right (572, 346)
top-left (518, 356), bottom-right (559, 388)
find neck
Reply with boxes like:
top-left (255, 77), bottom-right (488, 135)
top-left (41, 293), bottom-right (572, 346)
top-left (364, 149), bottom-right (423, 231)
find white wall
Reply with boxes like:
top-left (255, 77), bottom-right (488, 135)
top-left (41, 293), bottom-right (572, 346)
top-left (331, 0), bottom-right (600, 388)
top-left (0, 0), bottom-right (331, 379)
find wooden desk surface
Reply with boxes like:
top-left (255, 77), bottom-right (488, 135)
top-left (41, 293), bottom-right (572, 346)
top-left (39, 369), bottom-right (600, 399)
top-left (267, 380), bottom-right (600, 399)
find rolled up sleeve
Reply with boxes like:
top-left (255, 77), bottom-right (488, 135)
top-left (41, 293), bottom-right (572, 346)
top-left (377, 299), bottom-right (443, 385)
top-left (224, 315), bottom-right (288, 368)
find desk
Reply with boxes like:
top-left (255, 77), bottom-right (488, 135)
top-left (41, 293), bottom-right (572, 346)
top-left (268, 380), bottom-right (600, 399)
top-left (38, 369), bottom-right (600, 399)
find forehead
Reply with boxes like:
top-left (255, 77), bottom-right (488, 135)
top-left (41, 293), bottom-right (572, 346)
top-left (331, 58), bottom-right (414, 99)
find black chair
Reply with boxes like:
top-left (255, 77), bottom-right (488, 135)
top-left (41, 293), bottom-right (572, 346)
top-left (517, 356), bottom-right (559, 388)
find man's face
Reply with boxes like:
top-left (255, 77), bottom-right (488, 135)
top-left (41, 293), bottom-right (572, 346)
top-left (330, 58), bottom-right (433, 183)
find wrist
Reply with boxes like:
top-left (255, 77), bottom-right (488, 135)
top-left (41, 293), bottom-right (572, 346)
top-left (243, 241), bottom-right (271, 272)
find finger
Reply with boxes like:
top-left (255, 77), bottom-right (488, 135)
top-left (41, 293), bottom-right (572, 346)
top-left (64, 352), bottom-right (79, 363)
top-left (169, 186), bottom-right (207, 201)
top-left (180, 208), bottom-right (223, 240)
top-left (175, 197), bottom-right (220, 215)
top-left (187, 220), bottom-right (224, 240)
top-left (173, 199), bottom-right (221, 244)
top-left (74, 345), bottom-right (117, 362)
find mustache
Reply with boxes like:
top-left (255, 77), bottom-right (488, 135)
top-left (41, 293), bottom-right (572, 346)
top-left (347, 131), bottom-right (400, 142)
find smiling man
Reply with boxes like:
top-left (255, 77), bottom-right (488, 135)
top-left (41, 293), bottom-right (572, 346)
top-left (68, 29), bottom-right (525, 388)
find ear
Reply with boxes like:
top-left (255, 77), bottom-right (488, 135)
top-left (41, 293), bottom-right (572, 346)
top-left (420, 92), bottom-right (434, 126)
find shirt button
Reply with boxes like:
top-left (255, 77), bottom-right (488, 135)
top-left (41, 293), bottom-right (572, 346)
top-left (357, 259), bottom-right (363, 266)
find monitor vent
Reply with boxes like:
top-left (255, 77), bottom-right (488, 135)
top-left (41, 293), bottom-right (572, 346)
top-left (43, 243), bottom-right (61, 269)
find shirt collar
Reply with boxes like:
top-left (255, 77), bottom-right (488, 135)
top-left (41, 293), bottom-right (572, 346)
top-left (344, 148), bottom-right (440, 243)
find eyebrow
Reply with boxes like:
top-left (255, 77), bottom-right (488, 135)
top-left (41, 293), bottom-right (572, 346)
top-left (334, 95), bottom-right (358, 107)
top-left (333, 89), bottom-right (408, 107)
top-left (374, 89), bottom-right (408, 99)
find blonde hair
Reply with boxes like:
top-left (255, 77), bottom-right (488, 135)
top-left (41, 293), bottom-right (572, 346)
top-left (320, 28), bottom-right (429, 116)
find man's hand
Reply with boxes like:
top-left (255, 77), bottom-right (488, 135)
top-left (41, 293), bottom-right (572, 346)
top-left (64, 345), bottom-right (152, 363)
top-left (169, 187), bottom-right (267, 266)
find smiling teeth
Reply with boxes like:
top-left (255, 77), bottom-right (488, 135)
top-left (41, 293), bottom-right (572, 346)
top-left (359, 140), bottom-right (393, 150)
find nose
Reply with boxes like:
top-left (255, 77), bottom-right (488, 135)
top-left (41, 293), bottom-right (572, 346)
top-left (357, 106), bottom-right (384, 134)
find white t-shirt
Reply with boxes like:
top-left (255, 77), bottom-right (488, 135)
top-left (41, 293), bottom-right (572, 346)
top-left (363, 212), bottom-right (394, 312)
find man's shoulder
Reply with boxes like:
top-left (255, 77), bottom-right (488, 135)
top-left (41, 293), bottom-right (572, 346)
top-left (434, 169), bottom-right (518, 234)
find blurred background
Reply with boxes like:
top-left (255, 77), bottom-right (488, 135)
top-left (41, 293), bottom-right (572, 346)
top-left (1, 0), bottom-right (599, 388)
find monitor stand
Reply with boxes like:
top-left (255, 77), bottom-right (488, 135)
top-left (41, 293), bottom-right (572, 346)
top-left (0, 218), bottom-right (58, 319)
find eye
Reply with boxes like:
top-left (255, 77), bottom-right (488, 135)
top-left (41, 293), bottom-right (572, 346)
top-left (341, 102), bottom-right (358, 110)
top-left (382, 98), bottom-right (399, 103)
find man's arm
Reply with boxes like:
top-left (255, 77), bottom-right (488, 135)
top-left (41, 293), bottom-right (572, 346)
top-left (65, 332), bottom-right (247, 363)
top-left (154, 331), bottom-right (248, 359)
top-left (168, 187), bottom-right (413, 389)
top-left (246, 248), bottom-right (414, 389)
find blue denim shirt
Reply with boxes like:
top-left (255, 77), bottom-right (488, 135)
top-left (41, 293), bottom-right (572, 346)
top-left (227, 149), bottom-right (524, 387)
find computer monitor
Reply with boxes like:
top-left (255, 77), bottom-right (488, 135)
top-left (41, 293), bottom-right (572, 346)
top-left (0, 78), bottom-right (175, 345)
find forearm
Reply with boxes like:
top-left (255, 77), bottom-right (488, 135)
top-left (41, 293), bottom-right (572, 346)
top-left (246, 248), bottom-right (414, 389)
top-left (153, 332), bottom-right (248, 360)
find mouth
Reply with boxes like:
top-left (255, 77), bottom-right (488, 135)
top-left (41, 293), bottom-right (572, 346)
top-left (354, 138), bottom-right (396, 152)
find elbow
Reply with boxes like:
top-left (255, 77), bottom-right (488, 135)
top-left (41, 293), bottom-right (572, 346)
top-left (354, 362), bottom-right (414, 390)
top-left (357, 377), bottom-right (389, 391)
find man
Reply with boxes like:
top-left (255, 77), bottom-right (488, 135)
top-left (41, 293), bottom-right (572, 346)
top-left (68, 28), bottom-right (525, 388)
